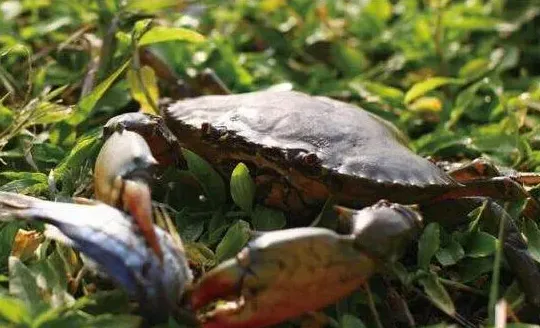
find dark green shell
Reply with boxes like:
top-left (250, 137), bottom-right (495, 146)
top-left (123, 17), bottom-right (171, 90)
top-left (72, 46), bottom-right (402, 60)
top-left (164, 91), bottom-right (455, 188)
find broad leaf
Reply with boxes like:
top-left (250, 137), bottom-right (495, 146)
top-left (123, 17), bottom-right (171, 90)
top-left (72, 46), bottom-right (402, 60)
top-left (418, 222), bottom-right (440, 269)
top-left (230, 163), bottom-right (256, 214)
top-left (436, 238), bottom-right (465, 267)
top-left (419, 273), bottom-right (456, 316)
top-left (182, 148), bottom-right (226, 209)
top-left (139, 27), bottom-right (205, 46)
top-left (215, 220), bottom-right (250, 262)
top-left (340, 314), bottom-right (367, 328)
top-left (251, 205), bottom-right (286, 231)
top-left (405, 77), bottom-right (462, 104)
top-left (465, 231), bottom-right (497, 258)
top-left (0, 171), bottom-right (48, 194)
top-left (53, 130), bottom-right (101, 183)
top-left (69, 60), bottom-right (130, 125)
top-left (126, 65), bottom-right (159, 115)
top-left (9, 256), bottom-right (46, 317)
top-left (0, 295), bottom-right (30, 324)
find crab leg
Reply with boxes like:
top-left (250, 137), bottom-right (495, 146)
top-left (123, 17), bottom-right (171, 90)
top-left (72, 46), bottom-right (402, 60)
top-left (440, 159), bottom-right (540, 217)
top-left (191, 201), bottom-right (421, 328)
top-left (432, 177), bottom-right (540, 219)
top-left (448, 158), bottom-right (540, 186)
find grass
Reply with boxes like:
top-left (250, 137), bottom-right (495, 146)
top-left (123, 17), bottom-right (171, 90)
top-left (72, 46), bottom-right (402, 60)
top-left (1, 0), bottom-right (540, 327)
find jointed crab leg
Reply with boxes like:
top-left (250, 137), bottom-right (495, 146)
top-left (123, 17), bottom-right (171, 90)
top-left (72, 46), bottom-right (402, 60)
top-left (191, 201), bottom-right (422, 328)
top-left (447, 158), bottom-right (540, 187)
top-left (433, 177), bottom-right (540, 219)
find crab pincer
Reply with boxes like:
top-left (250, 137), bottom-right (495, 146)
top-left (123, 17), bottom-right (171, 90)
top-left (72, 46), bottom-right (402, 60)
top-left (0, 191), bottom-right (193, 322)
top-left (191, 201), bottom-right (422, 328)
top-left (94, 129), bottom-right (164, 262)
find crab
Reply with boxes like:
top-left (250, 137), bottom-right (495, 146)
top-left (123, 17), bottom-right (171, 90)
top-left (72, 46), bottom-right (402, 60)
top-left (104, 91), bottom-right (539, 216)
top-left (1, 90), bottom-right (540, 327)
top-left (98, 90), bottom-right (540, 323)
top-left (0, 191), bottom-right (421, 327)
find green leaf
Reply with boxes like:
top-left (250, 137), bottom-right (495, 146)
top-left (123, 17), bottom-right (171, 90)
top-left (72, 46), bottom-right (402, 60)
top-left (0, 102), bottom-right (14, 131)
top-left (408, 96), bottom-right (442, 113)
top-left (465, 231), bottom-right (497, 258)
top-left (0, 222), bottom-right (24, 269)
top-left (33, 102), bottom-right (73, 125)
top-left (20, 17), bottom-right (72, 39)
top-left (0, 295), bottom-right (30, 324)
top-left (365, 0), bottom-right (392, 22)
top-left (9, 256), bottom-right (46, 317)
top-left (126, 65), bottom-right (159, 115)
top-left (523, 220), bottom-right (540, 264)
top-left (458, 257), bottom-right (494, 283)
top-left (0, 172), bottom-right (48, 194)
top-left (458, 58), bottom-right (490, 79)
top-left (251, 205), bottom-right (286, 231)
top-left (332, 44), bottom-right (368, 76)
top-left (138, 27), bottom-right (205, 46)
top-left (176, 213), bottom-right (205, 242)
top-left (124, 0), bottom-right (179, 13)
top-left (76, 290), bottom-right (131, 315)
top-left (404, 77), bottom-right (462, 104)
top-left (340, 314), bottom-right (366, 328)
top-left (53, 130), bottom-right (101, 182)
top-left (69, 60), bottom-right (130, 125)
top-left (182, 148), bottom-right (226, 209)
top-left (184, 242), bottom-right (216, 268)
top-left (443, 14), bottom-right (502, 31)
top-left (435, 238), bottom-right (465, 267)
top-left (206, 212), bottom-right (230, 245)
top-left (419, 273), bottom-right (456, 316)
top-left (230, 163), bottom-right (256, 214)
top-left (349, 80), bottom-right (404, 103)
top-left (417, 222), bottom-right (440, 269)
top-left (215, 220), bottom-right (250, 262)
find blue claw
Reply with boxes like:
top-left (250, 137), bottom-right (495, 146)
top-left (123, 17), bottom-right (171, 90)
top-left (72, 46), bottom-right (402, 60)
top-left (0, 192), bottom-right (192, 322)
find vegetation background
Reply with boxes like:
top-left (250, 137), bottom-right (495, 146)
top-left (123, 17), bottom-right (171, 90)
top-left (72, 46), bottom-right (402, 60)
top-left (1, 0), bottom-right (540, 327)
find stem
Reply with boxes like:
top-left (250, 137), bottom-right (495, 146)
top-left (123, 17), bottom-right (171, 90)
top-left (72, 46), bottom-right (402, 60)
top-left (365, 282), bottom-right (384, 328)
top-left (433, 0), bottom-right (448, 77)
top-left (488, 208), bottom-right (506, 324)
top-left (439, 278), bottom-right (487, 296)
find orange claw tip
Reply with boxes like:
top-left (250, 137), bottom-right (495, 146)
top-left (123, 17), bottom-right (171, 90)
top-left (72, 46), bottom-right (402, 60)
top-left (122, 180), bottom-right (164, 262)
top-left (190, 259), bottom-right (245, 311)
top-left (333, 205), bottom-right (356, 217)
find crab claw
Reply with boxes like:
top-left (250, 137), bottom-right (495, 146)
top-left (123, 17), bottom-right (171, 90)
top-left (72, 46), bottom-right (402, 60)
top-left (335, 200), bottom-right (423, 261)
top-left (94, 129), bottom-right (164, 262)
top-left (191, 201), bottom-right (422, 328)
top-left (0, 191), bottom-right (193, 322)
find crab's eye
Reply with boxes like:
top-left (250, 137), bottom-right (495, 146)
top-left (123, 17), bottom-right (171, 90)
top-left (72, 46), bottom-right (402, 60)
top-left (303, 153), bottom-right (318, 166)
